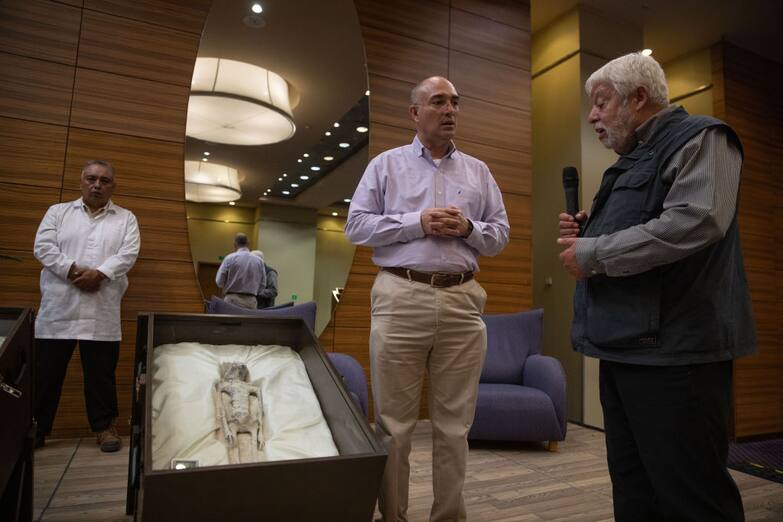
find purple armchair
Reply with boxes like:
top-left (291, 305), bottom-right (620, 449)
top-left (468, 309), bottom-right (567, 450)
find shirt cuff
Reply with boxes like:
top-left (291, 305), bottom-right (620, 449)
top-left (96, 264), bottom-right (116, 281)
top-left (401, 211), bottom-right (425, 241)
top-left (575, 237), bottom-right (604, 276)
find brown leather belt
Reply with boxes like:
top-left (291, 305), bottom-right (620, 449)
top-left (382, 267), bottom-right (474, 288)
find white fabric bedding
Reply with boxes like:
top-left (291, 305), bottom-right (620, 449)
top-left (151, 342), bottom-right (338, 470)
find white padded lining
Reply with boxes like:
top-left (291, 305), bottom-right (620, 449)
top-left (150, 342), bottom-right (338, 470)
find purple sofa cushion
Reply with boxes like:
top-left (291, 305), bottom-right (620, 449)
top-left (206, 296), bottom-right (317, 332)
top-left (480, 309), bottom-right (544, 385)
top-left (469, 383), bottom-right (562, 441)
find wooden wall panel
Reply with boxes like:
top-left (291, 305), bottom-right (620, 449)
top-left (714, 43), bottom-right (783, 438)
top-left (355, 0), bottom-right (449, 47)
top-left (0, 1), bottom-right (209, 437)
top-left (71, 68), bottom-right (190, 142)
top-left (64, 128), bottom-right (186, 201)
top-left (0, 0), bottom-right (81, 65)
top-left (79, 10), bottom-right (200, 86)
top-left (84, 0), bottom-right (211, 35)
top-left (325, 0), bottom-right (532, 420)
top-left (449, 50), bottom-right (530, 110)
top-left (450, 8), bottom-right (530, 70)
top-left (362, 26), bottom-right (448, 85)
top-left (0, 52), bottom-right (74, 125)
top-left (0, 183), bottom-right (60, 253)
top-left (0, 117), bottom-right (67, 188)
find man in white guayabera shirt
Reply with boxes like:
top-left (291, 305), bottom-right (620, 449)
top-left (33, 160), bottom-right (140, 453)
top-left (345, 76), bottom-right (509, 522)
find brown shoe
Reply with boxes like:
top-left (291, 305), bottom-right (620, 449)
top-left (96, 422), bottom-right (121, 453)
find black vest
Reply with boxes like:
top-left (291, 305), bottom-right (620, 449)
top-left (572, 107), bottom-right (756, 365)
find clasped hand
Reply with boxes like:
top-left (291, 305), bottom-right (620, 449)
top-left (421, 206), bottom-right (470, 237)
top-left (68, 264), bottom-right (106, 292)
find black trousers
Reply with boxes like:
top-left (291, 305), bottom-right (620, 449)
top-left (600, 359), bottom-right (744, 522)
top-left (34, 338), bottom-right (120, 435)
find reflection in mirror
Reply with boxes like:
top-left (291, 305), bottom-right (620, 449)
top-left (184, 0), bottom-right (368, 335)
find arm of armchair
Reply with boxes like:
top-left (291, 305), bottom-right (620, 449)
top-left (522, 354), bottom-right (567, 439)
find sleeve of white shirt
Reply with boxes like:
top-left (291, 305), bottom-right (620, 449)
top-left (344, 157), bottom-right (425, 247)
top-left (34, 204), bottom-right (75, 281)
top-left (97, 213), bottom-right (141, 280)
top-left (464, 164), bottom-right (510, 256)
top-left (216, 257), bottom-right (228, 288)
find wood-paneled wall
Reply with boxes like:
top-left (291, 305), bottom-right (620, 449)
top-left (0, 0), bottom-right (210, 437)
top-left (322, 0), bottom-right (533, 420)
top-left (713, 43), bottom-right (783, 438)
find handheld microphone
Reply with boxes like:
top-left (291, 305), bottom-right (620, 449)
top-left (562, 166), bottom-right (579, 217)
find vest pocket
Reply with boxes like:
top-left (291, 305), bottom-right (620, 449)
top-left (585, 270), bottom-right (661, 348)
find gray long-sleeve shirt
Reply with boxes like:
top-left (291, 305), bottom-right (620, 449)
top-left (576, 105), bottom-right (742, 277)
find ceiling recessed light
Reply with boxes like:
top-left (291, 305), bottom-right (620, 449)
top-left (251, 3), bottom-right (263, 14)
top-left (356, 126), bottom-right (368, 133)
top-left (641, 48), bottom-right (653, 56)
top-left (339, 142), bottom-right (350, 148)
top-left (323, 155), bottom-right (334, 161)
top-left (282, 190), bottom-right (290, 195)
top-left (203, 151), bottom-right (210, 156)
top-left (297, 159), bottom-right (302, 163)
top-left (282, 173), bottom-right (287, 177)
top-left (278, 177), bottom-right (282, 181)
top-left (343, 198), bottom-right (351, 203)
top-left (365, 90), bottom-right (370, 96)
top-left (291, 183), bottom-right (299, 188)
top-left (229, 201), bottom-right (236, 206)
top-left (333, 122), bottom-right (340, 128)
top-left (202, 157), bottom-right (209, 162)
top-left (331, 212), bottom-right (338, 217)
top-left (303, 153), bottom-right (309, 158)
top-left (310, 166), bottom-right (321, 171)
top-left (300, 175), bottom-right (309, 180)
top-left (325, 131), bottom-right (331, 136)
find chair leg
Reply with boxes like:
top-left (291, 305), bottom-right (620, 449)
top-left (547, 440), bottom-right (558, 452)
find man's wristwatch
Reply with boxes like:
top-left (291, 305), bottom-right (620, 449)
top-left (464, 219), bottom-right (474, 238)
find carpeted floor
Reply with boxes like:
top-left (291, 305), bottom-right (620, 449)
top-left (728, 438), bottom-right (783, 484)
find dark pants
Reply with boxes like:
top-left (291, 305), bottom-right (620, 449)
top-left (35, 338), bottom-right (120, 435)
top-left (600, 359), bottom-right (743, 522)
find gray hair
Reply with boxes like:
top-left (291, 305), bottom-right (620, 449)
top-left (585, 52), bottom-right (669, 107)
top-left (81, 159), bottom-right (115, 177)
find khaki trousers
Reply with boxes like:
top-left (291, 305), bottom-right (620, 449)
top-left (224, 293), bottom-right (257, 309)
top-left (371, 270), bottom-right (487, 522)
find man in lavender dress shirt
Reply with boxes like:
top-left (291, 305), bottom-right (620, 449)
top-left (345, 76), bottom-right (509, 522)
top-left (216, 233), bottom-right (266, 309)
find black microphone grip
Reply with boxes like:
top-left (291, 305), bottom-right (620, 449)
top-left (562, 166), bottom-right (580, 217)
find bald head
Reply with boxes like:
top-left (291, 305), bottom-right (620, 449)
top-left (409, 76), bottom-right (459, 154)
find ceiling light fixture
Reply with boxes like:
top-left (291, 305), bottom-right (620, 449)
top-left (184, 160), bottom-right (241, 203)
top-left (325, 131), bottom-right (331, 136)
top-left (187, 58), bottom-right (295, 145)
top-left (297, 159), bottom-right (302, 163)
top-left (291, 183), bottom-right (299, 187)
top-left (251, 3), bottom-right (263, 14)
top-left (331, 212), bottom-right (338, 216)
top-left (323, 156), bottom-right (334, 161)
top-left (282, 173), bottom-right (287, 177)
top-left (303, 153), bottom-right (309, 158)
top-left (203, 151), bottom-right (210, 156)
top-left (310, 166), bottom-right (321, 171)
top-left (202, 157), bottom-right (209, 162)
top-left (343, 198), bottom-right (351, 203)
top-left (356, 126), bottom-right (368, 133)
top-left (339, 142), bottom-right (350, 148)
top-left (229, 201), bottom-right (236, 206)
top-left (365, 90), bottom-right (370, 96)
top-left (282, 190), bottom-right (290, 195)
top-left (300, 175), bottom-right (309, 180)
top-left (333, 122), bottom-right (340, 128)
top-left (641, 48), bottom-right (653, 56)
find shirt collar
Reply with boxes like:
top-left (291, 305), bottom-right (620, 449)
top-left (237, 247), bottom-right (250, 252)
top-left (75, 197), bottom-right (115, 215)
top-left (634, 104), bottom-right (679, 146)
top-left (411, 135), bottom-right (458, 161)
